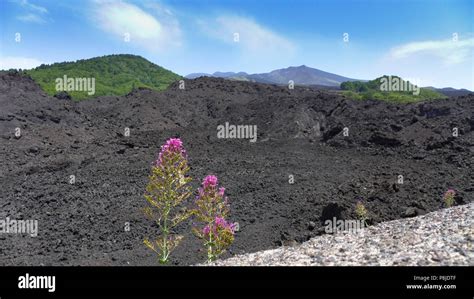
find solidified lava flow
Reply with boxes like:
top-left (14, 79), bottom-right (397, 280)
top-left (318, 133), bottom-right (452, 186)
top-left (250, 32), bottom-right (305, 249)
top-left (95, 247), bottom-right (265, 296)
top-left (0, 73), bottom-right (472, 265)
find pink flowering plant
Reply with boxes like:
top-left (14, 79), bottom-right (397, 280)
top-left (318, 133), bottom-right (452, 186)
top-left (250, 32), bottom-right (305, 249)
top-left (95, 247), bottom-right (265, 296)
top-left (143, 138), bottom-right (193, 264)
top-left (443, 189), bottom-right (456, 207)
top-left (193, 175), bottom-right (236, 262)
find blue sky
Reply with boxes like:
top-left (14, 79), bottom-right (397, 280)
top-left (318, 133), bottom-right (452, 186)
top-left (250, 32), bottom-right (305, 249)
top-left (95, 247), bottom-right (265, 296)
top-left (1, 0), bottom-right (473, 88)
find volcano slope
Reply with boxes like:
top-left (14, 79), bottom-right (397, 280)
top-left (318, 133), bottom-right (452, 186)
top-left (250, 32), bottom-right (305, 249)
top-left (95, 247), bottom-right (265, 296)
top-left (0, 72), bottom-right (472, 266)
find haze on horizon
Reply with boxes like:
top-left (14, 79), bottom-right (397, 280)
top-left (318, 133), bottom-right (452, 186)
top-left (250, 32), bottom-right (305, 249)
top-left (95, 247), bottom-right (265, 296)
top-left (0, 0), bottom-right (473, 89)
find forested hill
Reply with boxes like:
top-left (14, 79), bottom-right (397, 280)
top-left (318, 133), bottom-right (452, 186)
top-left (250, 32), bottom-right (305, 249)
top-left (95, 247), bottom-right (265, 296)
top-left (26, 54), bottom-right (181, 100)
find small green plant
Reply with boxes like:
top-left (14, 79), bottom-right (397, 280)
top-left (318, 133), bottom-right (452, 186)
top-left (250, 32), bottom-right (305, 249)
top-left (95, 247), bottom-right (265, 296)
top-left (193, 175), bottom-right (236, 263)
top-left (143, 138), bottom-right (193, 264)
top-left (355, 200), bottom-right (368, 224)
top-left (443, 189), bottom-right (456, 207)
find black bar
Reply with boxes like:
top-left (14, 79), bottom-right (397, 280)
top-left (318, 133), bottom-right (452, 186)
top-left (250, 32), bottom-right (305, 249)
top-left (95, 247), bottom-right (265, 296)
top-left (0, 266), bottom-right (471, 298)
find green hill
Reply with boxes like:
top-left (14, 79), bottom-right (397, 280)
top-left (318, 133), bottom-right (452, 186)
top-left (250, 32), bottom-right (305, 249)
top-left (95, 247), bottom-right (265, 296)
top-left (340, 75), bottom-right (446, 103)
top-left (26, 54), bottom-right (182, 100)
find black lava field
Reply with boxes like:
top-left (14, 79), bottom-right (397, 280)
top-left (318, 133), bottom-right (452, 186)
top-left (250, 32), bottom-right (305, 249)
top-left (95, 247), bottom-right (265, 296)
top-left (0, 72), bottom-right (472, 265)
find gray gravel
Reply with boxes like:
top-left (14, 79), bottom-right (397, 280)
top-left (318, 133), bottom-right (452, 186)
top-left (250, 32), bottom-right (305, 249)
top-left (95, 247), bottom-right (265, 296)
top-left (209, 203), bottom-right (473, 266)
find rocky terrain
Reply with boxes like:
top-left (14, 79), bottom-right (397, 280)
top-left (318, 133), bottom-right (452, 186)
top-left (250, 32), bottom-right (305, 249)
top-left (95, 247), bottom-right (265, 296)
top-left (0, 72), bottom-right (472, 265)
top-left (210, 203), bottom-right (473, 266)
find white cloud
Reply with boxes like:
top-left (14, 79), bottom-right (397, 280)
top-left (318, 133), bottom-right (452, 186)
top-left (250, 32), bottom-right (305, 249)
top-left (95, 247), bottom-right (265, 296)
top-left (375, 36), bottom-right (474, 89)
top-left (200, 15), bottom-right (295, 55)
top-left (0, 56), bottom-right (45, 70)
top-left (91, 0), bottom-right (181, 52)
top-left (17, 13), bottom-right (46, 24)
top-left (390, 37), bottom-right (474, 65)
top-left (12, 0), bottom-right (48, 23)
top-left (16, 0), bottom-right (48, 14)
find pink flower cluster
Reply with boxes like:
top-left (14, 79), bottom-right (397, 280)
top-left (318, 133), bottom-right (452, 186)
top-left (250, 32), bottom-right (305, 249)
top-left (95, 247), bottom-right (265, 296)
top-left (197, 175), bottom-right (226, 198)
top-left (156, 138), bottom-right (187, 166)
top-left (203, 175), bottom-right (218, 189)
top-left (202, 216), bottom-right (236, 236)
top-left (218, 187), bottom-right (225, 197)
top-left (215, 216), bottom-right (236, 232)
top-left (444, 189), bottom-right (455, 197)
top-left (194, 174), bottom-right (235, 261)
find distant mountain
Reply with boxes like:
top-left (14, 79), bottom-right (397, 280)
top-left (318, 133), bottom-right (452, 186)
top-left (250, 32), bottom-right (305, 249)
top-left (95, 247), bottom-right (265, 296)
top-left (424, 87), bottom-right (472, 97)
top-left (247, 65), bottom-right (360, 86)
top-left (27, 54), bottom-right (181, 99)
top-left (185, 71), bottom-right (249, 79)
top-left (186, 72), bottom-right (212, 79)
top-left (186, 65), bottom-right (360, 86)
top-left (213, 71), bottom-right (249, 78)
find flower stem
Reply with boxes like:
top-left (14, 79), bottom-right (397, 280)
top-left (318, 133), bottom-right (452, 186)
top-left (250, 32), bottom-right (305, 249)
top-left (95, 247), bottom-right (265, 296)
top-left (160, 208), bottom-right (170, 264)
top-left (207, 230), bottom-right (214, 263)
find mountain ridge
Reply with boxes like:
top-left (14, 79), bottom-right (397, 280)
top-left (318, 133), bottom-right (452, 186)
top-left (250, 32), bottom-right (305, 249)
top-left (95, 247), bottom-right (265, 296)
top-left (186, 65), bottom-right (361, 87)
top-left (186, 66), bottom-right (473, 94)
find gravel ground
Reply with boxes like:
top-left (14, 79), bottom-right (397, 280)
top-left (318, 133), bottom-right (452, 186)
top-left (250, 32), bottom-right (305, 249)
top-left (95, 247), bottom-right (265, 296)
top-left (209, 203), bottom-right (473, 266)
